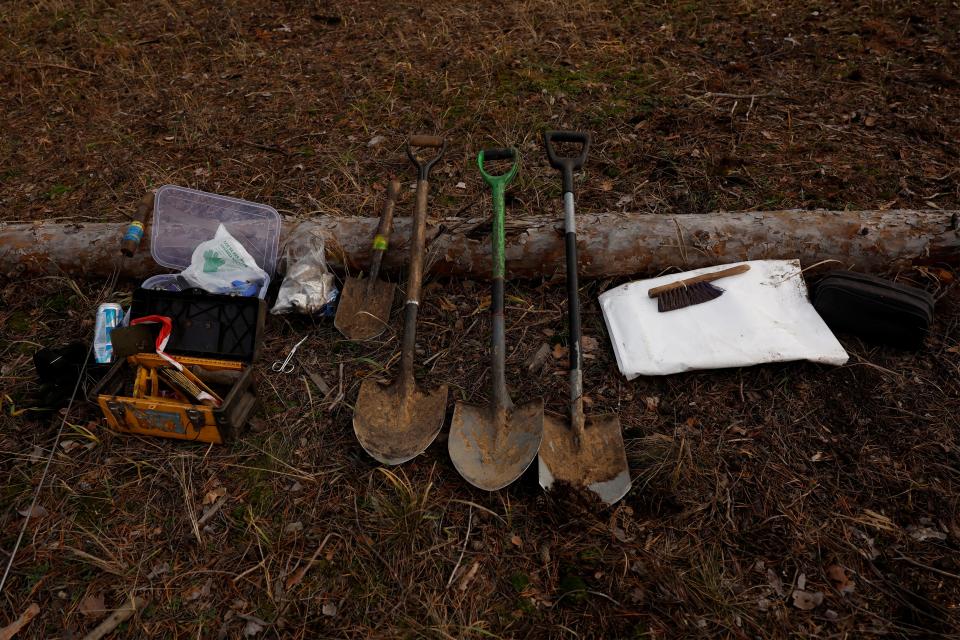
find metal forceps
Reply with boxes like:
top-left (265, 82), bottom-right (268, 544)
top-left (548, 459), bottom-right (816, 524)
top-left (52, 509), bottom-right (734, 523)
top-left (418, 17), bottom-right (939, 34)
top-left (272, 336), bottom-right (308, 374)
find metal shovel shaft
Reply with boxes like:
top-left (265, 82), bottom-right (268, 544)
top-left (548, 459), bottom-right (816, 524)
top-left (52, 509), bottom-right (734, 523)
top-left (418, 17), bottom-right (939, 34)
top-left (399, 177), bottom-right (430, 384)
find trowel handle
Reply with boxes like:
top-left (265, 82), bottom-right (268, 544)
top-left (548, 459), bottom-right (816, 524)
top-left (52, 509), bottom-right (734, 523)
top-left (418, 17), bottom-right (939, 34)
top-left (367, 179), bottom-right (400, 290)
top-left (120, 192), bottom-right (155, 257)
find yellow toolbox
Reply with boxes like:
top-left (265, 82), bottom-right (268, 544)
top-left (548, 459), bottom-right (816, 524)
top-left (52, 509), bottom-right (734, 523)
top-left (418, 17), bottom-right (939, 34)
top-left (92, 288), bottom-right (264, 444)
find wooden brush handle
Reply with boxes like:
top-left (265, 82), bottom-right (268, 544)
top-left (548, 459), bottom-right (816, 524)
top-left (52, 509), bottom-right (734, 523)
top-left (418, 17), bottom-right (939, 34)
top-left (648, 264), bottom-right (751, 298)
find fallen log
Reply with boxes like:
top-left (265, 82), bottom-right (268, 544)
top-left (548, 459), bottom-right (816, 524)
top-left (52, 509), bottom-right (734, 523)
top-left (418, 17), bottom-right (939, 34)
top-left (1, 210), bottom-right (956, 281)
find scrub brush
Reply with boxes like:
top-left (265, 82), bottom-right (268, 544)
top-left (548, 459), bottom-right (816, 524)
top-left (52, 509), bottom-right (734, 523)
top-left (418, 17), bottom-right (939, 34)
top-left (648, 264), bottom-right (751, 312)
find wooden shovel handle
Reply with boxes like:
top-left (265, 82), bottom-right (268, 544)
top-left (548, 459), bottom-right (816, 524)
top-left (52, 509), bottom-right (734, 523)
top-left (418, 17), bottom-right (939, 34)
top-left (648, 264), bottom-right (751, 298)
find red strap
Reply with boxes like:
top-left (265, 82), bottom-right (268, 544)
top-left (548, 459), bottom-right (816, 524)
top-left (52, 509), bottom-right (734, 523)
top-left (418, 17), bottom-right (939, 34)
top-left (130, 315), bottom-right (180, 370)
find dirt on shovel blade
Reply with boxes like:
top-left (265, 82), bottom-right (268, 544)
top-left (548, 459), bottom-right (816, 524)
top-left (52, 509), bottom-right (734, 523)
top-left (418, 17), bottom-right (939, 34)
top-left (353, 377), bottom-right (448, 465)
top-left (539, 413), bottom-right (631, 504)
top-left (449, 399), bottom-right (543, 490)
top-left (334, 276), bottom-right (396, 341)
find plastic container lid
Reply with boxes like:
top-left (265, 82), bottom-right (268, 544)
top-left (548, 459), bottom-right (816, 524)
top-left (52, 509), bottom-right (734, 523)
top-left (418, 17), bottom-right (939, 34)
top-left (151, 185), bottom-right (282, 277)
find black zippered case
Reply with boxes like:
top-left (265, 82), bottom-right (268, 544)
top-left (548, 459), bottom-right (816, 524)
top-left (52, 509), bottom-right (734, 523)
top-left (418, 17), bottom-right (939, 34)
top-left (811, 271), bottom-right (934, 349)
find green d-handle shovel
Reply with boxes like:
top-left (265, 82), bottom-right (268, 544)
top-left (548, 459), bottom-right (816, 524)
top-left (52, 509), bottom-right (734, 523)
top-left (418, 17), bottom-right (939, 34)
top-left (353, 136), bottom-right (450, 465)
top-left (537, 130), bottom-right (631, 505)
top-left (449, 148), bottom-right (544, 490)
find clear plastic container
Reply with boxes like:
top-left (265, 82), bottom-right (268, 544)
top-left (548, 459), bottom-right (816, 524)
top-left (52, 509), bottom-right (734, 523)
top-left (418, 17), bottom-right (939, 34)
top-left (150, 185), bottom-right (282, 299)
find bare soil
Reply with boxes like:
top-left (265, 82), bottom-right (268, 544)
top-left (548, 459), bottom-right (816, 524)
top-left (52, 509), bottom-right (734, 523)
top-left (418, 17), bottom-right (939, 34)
top-left (2, 1), bottom-right (960, 638)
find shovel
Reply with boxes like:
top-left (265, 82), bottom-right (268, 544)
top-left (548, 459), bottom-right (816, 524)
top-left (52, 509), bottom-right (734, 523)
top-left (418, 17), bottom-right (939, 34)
top-left (538, 130), bottom-right (631, 505)
top-left (353, 135), bottom-right (450, 465)
top-left (449, 148), bottom-right (544, 490)
top-left (335, 179), bottom-right (400, 340)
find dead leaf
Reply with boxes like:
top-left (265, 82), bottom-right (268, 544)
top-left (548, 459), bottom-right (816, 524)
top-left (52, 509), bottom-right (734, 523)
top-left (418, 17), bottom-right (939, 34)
top-left (59, 440), bottom-right (81, 453)
top-left (243, 619), bottom-right (265, 637)
top-left (146, 562), bottom-right (169, 580)
top-left (791, 589), bottom-right (824, 610)
top-left (909, 525), bottom-right (947, 542)
top-left (761, 130), bottom-right (775, 140)
top-left (79, 593), bottom-right (106, 618)
top-left (612, 526), bottom-right (634, 542)
top-left (18, 505), bottom-right (48, 519)
top-left (581, 335), bottom-right (599, 355)
top-left (827, 565), bottom-right (856, 595)
top-left (458, 561), bottom-right (480, 591)
top-left (0, 602), bottom-right (40, 640)
top-left (367, 135), bottom-right (385, 148)
top-left (183, 578), bottom-right (212, 601)
top-left (510, 534), bottom-right (522, 547)
top-left (766, 569), bottom-right (785, 597)
top-left (526, 343), bottom-right (551, 373)
top-left (203, 486), bottom-right (227, 505)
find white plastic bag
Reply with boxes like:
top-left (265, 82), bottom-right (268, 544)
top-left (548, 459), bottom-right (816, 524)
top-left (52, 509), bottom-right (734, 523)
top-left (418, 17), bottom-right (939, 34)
top-left (180, 224), bottom-right (268, 296)
top-left (598, 260), bottom-right (849, 378)
top-left (270, 233), bottom-right (338, 316)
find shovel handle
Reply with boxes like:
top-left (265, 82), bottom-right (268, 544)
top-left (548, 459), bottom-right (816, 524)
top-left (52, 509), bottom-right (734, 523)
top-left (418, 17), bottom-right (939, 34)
top-left (477, 148), bottom-right (518, 280)
top-left (400, 135), bottom-right (446, 380)
top-left (367, 179), bottom-right (400, 291)
top-left (478, 148), bottom-right (519, 411)
top-left (544, 130), bottom-right (590, 432)
top-left (543, 130), bottom-right (591, 195)
top-left (407, 135), bottom-right (447, 180)
top-left (647, 264), bottom-right (751, 298)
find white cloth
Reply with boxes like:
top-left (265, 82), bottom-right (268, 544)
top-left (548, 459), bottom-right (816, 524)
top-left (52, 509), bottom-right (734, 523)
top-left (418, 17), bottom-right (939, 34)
top-left (598, 260), bottom-right (848, 378)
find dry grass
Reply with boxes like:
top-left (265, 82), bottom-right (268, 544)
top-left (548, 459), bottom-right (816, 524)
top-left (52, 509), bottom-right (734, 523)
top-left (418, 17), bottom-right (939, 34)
top-left (2, 1), bottom-right (960, 638)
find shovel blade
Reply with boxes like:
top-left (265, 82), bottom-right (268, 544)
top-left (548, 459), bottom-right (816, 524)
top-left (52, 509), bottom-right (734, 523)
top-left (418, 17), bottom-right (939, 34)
top-left (353, 377), bottom-right (448, 465)
top-left (449, 398), bottom-right (543, 491)
top-left (334, 276), bottom-right (396, 341)
top-left (538, 413), bottom-right (631, 505)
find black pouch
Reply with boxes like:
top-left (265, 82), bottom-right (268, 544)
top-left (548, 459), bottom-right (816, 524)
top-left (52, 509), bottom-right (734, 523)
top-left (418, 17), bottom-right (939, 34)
top-left (812, 271), bottom-right (934, 349)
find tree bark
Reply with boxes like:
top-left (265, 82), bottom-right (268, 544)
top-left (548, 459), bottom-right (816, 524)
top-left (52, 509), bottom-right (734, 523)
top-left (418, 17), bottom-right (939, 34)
top-left (1, 210), bottom-right (956, 282)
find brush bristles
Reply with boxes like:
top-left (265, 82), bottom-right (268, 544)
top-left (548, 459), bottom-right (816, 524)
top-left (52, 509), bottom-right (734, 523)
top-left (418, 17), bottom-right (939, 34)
top-left (656, 281), bottom-right (724, 312)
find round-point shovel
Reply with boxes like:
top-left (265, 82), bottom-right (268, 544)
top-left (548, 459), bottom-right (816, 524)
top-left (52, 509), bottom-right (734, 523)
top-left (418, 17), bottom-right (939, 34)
top-left (353, 136), bottom-right (450, 465)
top-left (537, 131), bottom-right (631, 506)
top-left (335, 179), bottom-right (400, 341)
top-left (449, 148), bottom-right (544, 490)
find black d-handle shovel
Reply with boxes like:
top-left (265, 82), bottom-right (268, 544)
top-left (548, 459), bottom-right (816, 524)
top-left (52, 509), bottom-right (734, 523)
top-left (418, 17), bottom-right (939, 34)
top-left (538, 130), bottom-right (631, 505)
